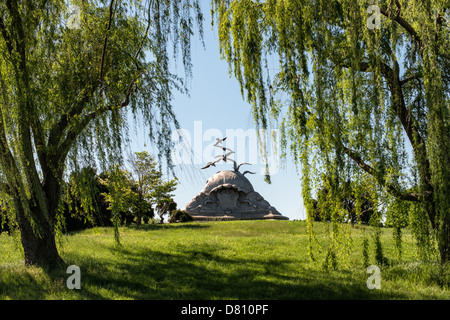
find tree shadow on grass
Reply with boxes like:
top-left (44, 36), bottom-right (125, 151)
top-left (0, 267), bottom-right (44, 299)
top-left (61, 242), bottom-right (411, 300)
top-left (4, 241), bottom-right (445, 300)
top-left (0, 263), bottom-right (68, 300)
top-left (64, 222), bottom-right (209, 236)
top-left (127, 223), bottom-right (210, 232)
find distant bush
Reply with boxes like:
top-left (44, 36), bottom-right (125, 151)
top-left (168, 210), bottom-right (194, 223)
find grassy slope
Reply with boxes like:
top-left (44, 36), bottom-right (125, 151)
top-left (0, 220), bottom-right (449, 300)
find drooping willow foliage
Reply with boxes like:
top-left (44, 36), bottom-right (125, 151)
top-left (0, 0), bottom-right (203, 267)
top-left (211, 0), bottom-right (449, 265)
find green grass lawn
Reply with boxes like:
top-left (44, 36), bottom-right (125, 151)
top-left (0, 220), bottom-right (449, 299)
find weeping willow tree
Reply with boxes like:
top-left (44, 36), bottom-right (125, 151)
top-left (0, 0), bottom-right (203, 268)
top-left (211, 0), bottom-right (449, 264)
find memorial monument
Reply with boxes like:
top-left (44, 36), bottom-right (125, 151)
top-left (183, 138), bottom-right (289, 221)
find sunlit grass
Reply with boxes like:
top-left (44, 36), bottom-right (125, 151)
top-left (0, 220), bottom-right (448, 299)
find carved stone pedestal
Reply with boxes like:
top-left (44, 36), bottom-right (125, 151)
top-left (184, 170), bottom-right (288, 221)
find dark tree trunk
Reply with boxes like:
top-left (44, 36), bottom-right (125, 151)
top-left (437, 216), bottom-right (450, 265)
top-left (136, 195), bottom-right (142, 226)
top-left (136, 211), bottom-right (142, 226)
top-left (14, 170), bottom-right (65, 269)
top-left (16, 203), bottom-right (64, 269)
top-left (424, 197), bottom-right (449, 264)
top-left (20, 220), bottom-right (64, 269)
top-left (439, 234), bottom-right (450, 264)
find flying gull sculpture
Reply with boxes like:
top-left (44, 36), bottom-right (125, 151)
top-left (201, 137), bottom-right (253, 174)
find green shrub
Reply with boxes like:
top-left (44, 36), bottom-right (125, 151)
top-left (169, 210), bottom-right (194, 223)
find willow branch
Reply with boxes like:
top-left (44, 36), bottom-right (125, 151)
top-left (47, 83), bottom-right (97, 151)
top-left (335, 52), bottom-right (431, 188)
top-left (56, 71), bottom-right (145, 164)
top-left (400, 73), bottom-right (422, 86)
top-left (99, 0), bottom-right (115, 94)
top-left (380, 7), bottom-right (424, 53)
top-left (0, 16), bottom-right (13, 55)
top-left (134, 0), bottom-right (153, 63)
top-left (5, 0), bottom-right (50, 222)
top-left (0, 105), bottom-right (32, 218)
top-left (336, 140), bottom-right (423, 202)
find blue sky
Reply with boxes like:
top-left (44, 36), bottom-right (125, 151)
top-left (129, 3), bottom-right (306, 221)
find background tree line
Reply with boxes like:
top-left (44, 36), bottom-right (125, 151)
top-left (0, 151), bottom-right (191, 235)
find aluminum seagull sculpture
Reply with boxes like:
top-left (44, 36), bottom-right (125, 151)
top-left (201, 158), bottom-right (221, 169)
top-left (236, 162), bottom-right (251, 171)
top-left (201, 137), bottom-right (254, 174)
top-left (215, 151), bottom-right (235, 162)
top-left (213, 137), bottom-right (227, 147)
top-left (214, 145), bottom-right (234, 152)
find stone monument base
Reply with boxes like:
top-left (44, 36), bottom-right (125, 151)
top-left (189, 211), bottom-right (289, 221)
top-left (184, 170), bottom-right (289, 221)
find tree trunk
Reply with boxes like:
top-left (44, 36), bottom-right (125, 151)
top-left (16, 203), bottom-right (64, 269)
top-left (136, 211), bottom-right (142, 226)
top-left (20, 220), bottom-right (63, 269)
top-left (13, 169), bottom-right (65, 269)
top-left (439, 233), bottom-right (450, 264)
top-left (136, 195), bottom-right (142, 226)
top-left (424, 198), bottom-right (449, 264)
top-left (437, 217), bottom-right (450, 264)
